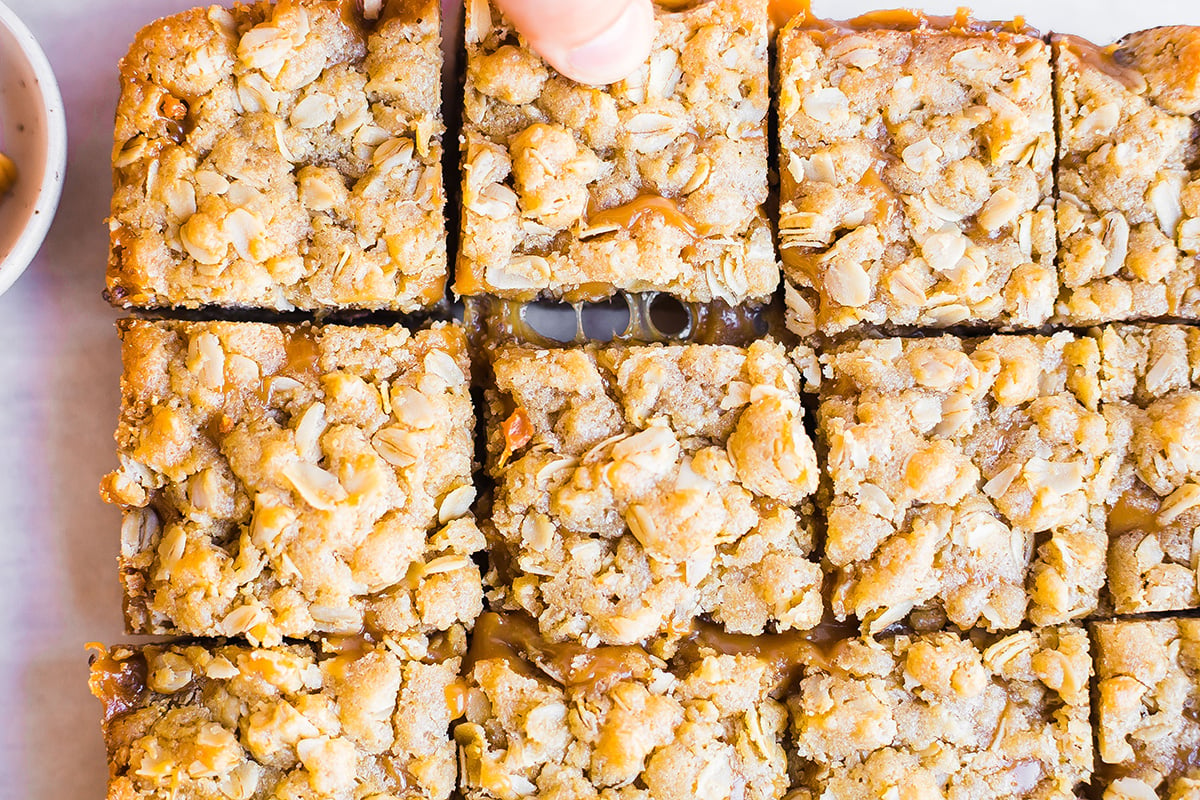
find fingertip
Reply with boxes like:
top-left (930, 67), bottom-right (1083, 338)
top-left (541, 0), bottom-right (656, 85)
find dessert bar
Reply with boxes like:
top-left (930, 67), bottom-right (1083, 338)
top-left (788, 626), bottom-right (1092, 799)
top-left (778, 13), bottom-right (1056, 335)
top-left (99, 319), bottom-right (482, 651)
top-left (89, 640), bottom-right (459, 799)
top-left (1055, 28), bottom-right (1200, 324)
top-left (484, 339), bottom-right (822, 646)
top-left (1097, 324), bottom-right (1200, 614)
top-left (108, 0), bottom-right (446, 311)
top-left (456, 0), bottom-right (777, 304)
top-left (816, 332), bottom-right (1116, 631)
top-left (455, 612), bottom-right (789, 800)
top-left (1094, 617), bottom-right (1200, 799)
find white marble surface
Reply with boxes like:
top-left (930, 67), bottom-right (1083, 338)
top-left (0, 0), bottom-right (1196, 796)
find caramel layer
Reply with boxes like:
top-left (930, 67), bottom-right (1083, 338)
top-left (88, 646), bottom-right (148, 723)
top-left (776, 1), bottom-right (1036, 37)
top-left (584, 195), bottom-right (705, 243)
top-left (1056, 33), bottom-right (1148, 92)
top-left (465, 612), bottom-right (662, 697)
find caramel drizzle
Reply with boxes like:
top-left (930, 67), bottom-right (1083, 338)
top-left (775, 0), bottom-right (1036, 37)
top-left (257, 327), bottom-right (320, 405)
top-left (859, 166), bottom-right (898, 225)
top-left (284, 329), bottom-right (321, 376)
top-left (498, 407), bottom-right (533, 467)
top-left (1055, 34), bottom-right (1147, 93)
top-left (1109, 481), bottom-right (1164, 536)
top-left (583, 195), bottom-right (706, 243)
top-left (464, 612), bottom-right (663, 697)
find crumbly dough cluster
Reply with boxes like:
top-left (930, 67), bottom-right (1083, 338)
top-left (816, 333), bottom-right (1115, 632)
top-left (1055, 28), bottom-right (1200, 324)
top-left (787, 626), bottom-right (1092, 800)
top-left (485, 340), bottom-right (822, 646)
top-left (90, 642), bottom-right (459, 800)
top-left (1095, 324), bottom-right (1200, 615)
top-left (1094, 617), bottom-right (1200, 800)
top-left (457, 639), bottom-right (787, 800)
top-left (778, 25), bottom-right (1056, 335)
top-left (457, 0), bottom-right (777, 303)
top-left (100, 320), bottom-right (482, 652)
top-left (108, 0), bottom-right (446, 311)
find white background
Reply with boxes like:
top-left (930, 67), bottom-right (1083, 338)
top-left (0, 0), bottom-right (1196, 797)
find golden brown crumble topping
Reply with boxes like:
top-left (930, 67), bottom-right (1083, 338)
top-left (484, 340), bottom-right (821, 646)
top-left (815, 333), bottom-right (1115, 632)
top-left (455, 612), bottom-right (789, 800)
top-left (1055, 28), bottom-right (1200, 324)
top-left (90, 641), bottom-right (459, 800)
top-left (778, 21), bottom-right (1055, 335)
top-left (787, 626), bottom-right (1092, 799)
top-left (100, 320), bottom-right (482, 651)
top-left (1094, 617), bottom-right (1200, 800)
top-left (1095, 324), bottom-right (1200, 615)
top-left (108, 0), bottom-right (446, 311)
top-left (456, 0), bottom-right (778, 304)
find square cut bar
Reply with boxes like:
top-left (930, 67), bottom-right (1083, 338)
top-left (787, 626), bottom-right (1092, 799)
top-left (99, 319), bottom-right (483, 651)
top-left (455, 613), bottom-right (790, 800)
top-left (107, 0), bottom-right (446, 312)
top-left (1094, 617), bottom-right (1200, 800)
top-left (1095, 324), bottom-right (1200, 615)
top-left (816, 332), bottom-right (1117, 632)
top-left (777, 14), bottom-right (1056, 335)
top-left (455, 0), bottom-right (777, 304)
top-left (483, 339), bottom-right (822, 646)
top-left (89, 640), bottom-right (459, 800)
top-left (1054, 28), bottom-right (1200, 324)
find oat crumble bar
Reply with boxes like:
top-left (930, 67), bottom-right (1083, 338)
top-left (456, 0), bottom-right (777, 304)
top-left (484, 339), bottom-right (822, 646)
top-left (89, 640), bottom-right (459, 800)
top-left (816, 332), bottom-right (1117, 632)
top-left (455, 612), bottom-right (789, 800)
top-left (1095, 324), bottom-right (1200, 615)
top-left (787, 626), bottom-right (1093, 799)
top-left (108, 0), bottom-right (446, 311)
top-left (777, 15), bottom-right (1056, 335)
top-left (99, 319), bottom-right (482, 650)
top-left (1054, 28), bottom-right (1200, 324)
top-left (1094, 617), bottom-right (1200, 800)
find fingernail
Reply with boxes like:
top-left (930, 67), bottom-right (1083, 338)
top-left (564, 1), bottom-right (654, 85)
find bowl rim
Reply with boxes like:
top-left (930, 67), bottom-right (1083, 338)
top-left (0, 0), bottom-right (66, 299)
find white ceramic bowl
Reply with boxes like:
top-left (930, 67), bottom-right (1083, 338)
top-left (0, 1), bottom-right (65, 298)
